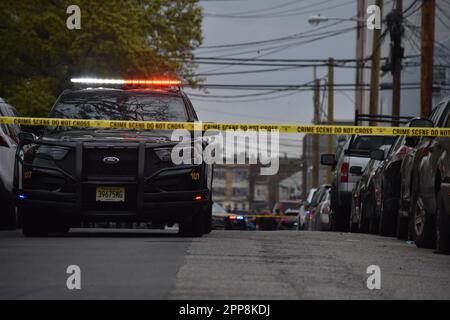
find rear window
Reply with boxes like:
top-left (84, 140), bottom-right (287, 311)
top-left (281, 202), bottom-right (300, 211)
top-left (348, 136), bottom-right (396, 154)
top-left (310, 186), bottom-right (331, 205)
top-left (51, 90), bottom-right (188, 122)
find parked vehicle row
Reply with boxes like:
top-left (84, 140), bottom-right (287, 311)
top-left (321, 134), bottom-right (396, 231)
top-left (321, 97), bottom-right (450, 254)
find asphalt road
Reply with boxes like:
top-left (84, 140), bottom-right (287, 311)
top-left (1, 229), bottom-right (449, 300)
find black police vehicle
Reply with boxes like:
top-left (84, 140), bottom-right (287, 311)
top-left (15, 78), bottom-right (213, 237)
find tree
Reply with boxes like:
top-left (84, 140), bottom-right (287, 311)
top-left (0, 0), bottom-right (203, 116)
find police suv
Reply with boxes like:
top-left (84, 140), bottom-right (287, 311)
top-left (15, 78), bottom-right (213, 237)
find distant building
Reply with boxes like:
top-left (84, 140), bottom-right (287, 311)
top-left (278, 171), bottom-right (302, 200)
top-left (212, 157), bottom-right (301, 213)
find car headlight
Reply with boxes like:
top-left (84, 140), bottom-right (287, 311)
top-left (35, 146), bottom-right (70, 161)
top-left (165, 143), bottom-right (203, 165)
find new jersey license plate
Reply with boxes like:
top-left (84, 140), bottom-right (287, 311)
top-left (96, 187), bottom-right (125, 202)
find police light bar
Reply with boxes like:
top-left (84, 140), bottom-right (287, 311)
top-left (70, 78), bottom-right (182, 86)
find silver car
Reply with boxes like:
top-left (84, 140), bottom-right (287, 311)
top-left (0, 98), bottom-right (20, 230)
top-left (322, 135), bottom-right (396, 231)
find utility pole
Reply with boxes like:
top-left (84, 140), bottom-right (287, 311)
top-left (326, 58), bottom-right (334, 184)
top-left (421, 0), bottom-right (435, 118)
top-left (302, 136), bottom-right (307, 200)
top-left (312, 66), bottom-right (320, 188)
top-left (355, 0), bottom-right (367, 122)
top-left (388, 0), bottom-right (404, 126)
top-left (369, 0), bottom-right (383, 126)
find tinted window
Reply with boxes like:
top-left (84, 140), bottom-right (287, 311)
top-left (438, 103), bottom-right (450, 128)
top-left (311, 186), bottom-right (330, 205)
top-left (51, 91), bottom-right (188, 122)
top-left (281, 202), bottom-right (300, 211)
top-left (349, 136), bottom-right (396, 152)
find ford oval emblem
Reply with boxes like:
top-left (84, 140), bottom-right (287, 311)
top-left (102, 156), bottom-right (120, 164)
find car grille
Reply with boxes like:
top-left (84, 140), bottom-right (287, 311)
top-left (83, 146), bottom-right (138, 179)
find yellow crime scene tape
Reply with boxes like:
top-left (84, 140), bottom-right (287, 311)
top-left (1, 116), bottom-right (449, 137)
top-left (245, 215), bottom-right (293, 219)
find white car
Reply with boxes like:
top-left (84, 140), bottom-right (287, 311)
top-left (297, 188), bottom-right (317, 230)
top-left (321, 135), bottom-right (396, 231)
top-left (312, 189), bottom-right (332, 231)
top-left (0, 98), bottom-right (20, 230)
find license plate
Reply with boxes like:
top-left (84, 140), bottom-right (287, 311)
top-left (96, 187), bottom-right (125, 202)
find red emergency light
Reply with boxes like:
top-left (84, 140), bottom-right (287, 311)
top-left (70, 78), bottom-right (181, 87)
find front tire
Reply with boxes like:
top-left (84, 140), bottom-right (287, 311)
top-left (366, 194), bottom-right (379, 234)
top-left (0, 201), bottom-right (17, 230)
top-left (21, 208), bottom-right (49, 237)
top-left (203, 202), bottom-right (212, 235)
top-left (436, 189), bottom-right (450, 254)
top-left (396, 213), bottom-right (409, 240)
top-left (331, 205), bottom-right (350, 232)
top-left (179, 210), bottom-right (204, 237)
top-left (379, 197), bottom-right (396, 237)
top-left (412, 195), bottom-right (436, 248)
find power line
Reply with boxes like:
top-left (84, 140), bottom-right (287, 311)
top-left (196, 26), bottom-right (360, 58)
top-left (213, 0), bottom-right (306, 16)
top-left (197, 22), bottom-right (353, 53)
top-left (203, 0), bottom-right (354, 19)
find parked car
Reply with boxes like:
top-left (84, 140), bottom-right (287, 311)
top-left (297, 188), bottom-right (317, 230)
top-left (311, 188), bottom-right (332, 231)
top-left (322, 135), bottom-right (396, 231)
top-left (306, 184), bottom-right (331, 231)
top-left (211, 202), bottom-right (229, 230)
top-left (349, 145), bottom-right (393, 234)
top-left (399, 98), bottom-right (450, 252)
top-left (273, 200), bottom-right (301, 230)
top-left (0, 98), bottom-right (21, 230)
top-left (369, 118), bottom-right (435, 237)
top-left (406, 98), bottom-right (450, 252)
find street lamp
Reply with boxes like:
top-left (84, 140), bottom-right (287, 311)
top-left (307, 15), bottom-right (365, 26)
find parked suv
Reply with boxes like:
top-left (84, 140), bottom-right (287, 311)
top-left (321, 135), bottom-right (396, 231)
top-left (0, 98), bottom-right (21, 230)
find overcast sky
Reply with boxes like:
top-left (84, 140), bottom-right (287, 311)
top-left (185, 0), bottom-right (362, 157)
top-left (187, 0), bottom-right (359, 121)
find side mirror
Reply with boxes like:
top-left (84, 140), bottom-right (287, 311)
top-left (410, 118), bottom-right (434, 128)
top-left (349, 166), bottom-right (363, 176)
top-left (18, 132), bottom-right (37, 143)
top-left (321, 154), bottom-right (336, 166)
top-left (370, 149), bottom-right (385, 161)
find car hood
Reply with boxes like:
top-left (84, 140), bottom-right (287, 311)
top-left (41, 129), bottom-right (176, 144)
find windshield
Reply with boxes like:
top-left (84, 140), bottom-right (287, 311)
top-left (281, 202), bottom-right (301, 211)
top-left (50, 91), bottom-right (188, 127)
top-left (213, 202), bottom-right (228, 214)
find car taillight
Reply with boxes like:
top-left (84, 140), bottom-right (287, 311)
top-left (422, 140), bottom-right (433, 157)
top-left (0, 135), bottom-right (8, 148)
top-left (393, 146), bottom-right (410, 162)
top-left (340, 162), bottom-right (349, 182)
